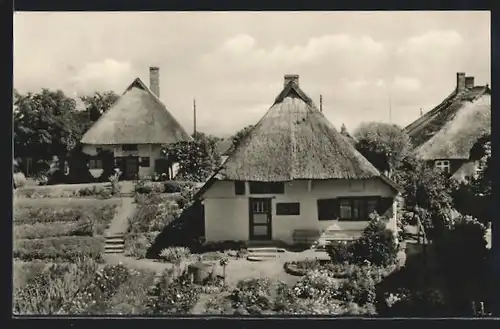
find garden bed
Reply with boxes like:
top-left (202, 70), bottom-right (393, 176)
top-left (14, 182), bottom-right (113, 199)
top-left (13, 236), bottom-right (105, 262)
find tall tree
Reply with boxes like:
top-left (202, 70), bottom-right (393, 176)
top-left (79, 91), bottom-right (119, 122)
top-left (353, 122), bottom-right (412, 177)
top-left (14, 89), bottom-right (80, 162)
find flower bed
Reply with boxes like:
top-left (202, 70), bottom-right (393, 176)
top-left (13, 236), bottom-right (105, 262)
top-left (14, 221), bottom-right (94, 240)
top-left (14, 204), bottom-right (118, 226)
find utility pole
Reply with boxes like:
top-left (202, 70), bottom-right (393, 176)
top-left (193, 98), bottom-right (197, 135)
top-left (319, 94), bottom-right (323, 112)
top-left (389, 90), bottom-right (392, 123)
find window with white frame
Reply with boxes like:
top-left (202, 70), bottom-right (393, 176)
top-left (435, 160), bottom-right (450, 173)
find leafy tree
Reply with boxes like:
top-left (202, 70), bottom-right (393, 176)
top-left (353, 122), bottom-right (412, 177)
top-left (162, 131), bottom-right (221, 182)
top-left (451, 135), bottom-right (491, 225)
top-left (14, 89), bottom-right (82, 174)
top-left (79, 91), bottom-right (119, 123)
top-left (392, 156), bottom-right (457, 239)
top-left (231, 125), bottom-right (254, 151)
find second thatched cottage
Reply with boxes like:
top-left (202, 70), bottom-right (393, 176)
top-left (197, 75), bottom-right (401, 246)
top-left (404, 72), bottom-right (491, 181)
top-left (80, 67), bottom-right (192, 180)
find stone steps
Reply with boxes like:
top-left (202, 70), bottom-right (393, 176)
top-left (104, 233), bottom-right (125, 254)
top-left (246, 247), bottom-right (286, 261)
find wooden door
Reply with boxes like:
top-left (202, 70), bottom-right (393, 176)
top-left (249, 198), bottom-right (272, 240)
top-left (124, 157), bottom-right (139, 180)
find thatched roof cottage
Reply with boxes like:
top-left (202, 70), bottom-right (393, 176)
top-left (197, 74), bottom-right (401, 246)
top-left (80, 67), bottom-right (191, 180)
top-left (404, 72), bottom-right (491, 181)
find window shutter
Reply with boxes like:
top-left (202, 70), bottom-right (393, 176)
top-left (377, 197), bottom-right (394, 218)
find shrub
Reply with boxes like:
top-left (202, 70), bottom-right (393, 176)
top-left (134, 180), bottom-right (154, 195)
top-left (13, 236), bottom-right (104, 262)
top-left (106, 269), bottom-right (157, 315)
top-left (109, 169), bottom-right (122, 195)
top-left (14, 172), bottom-right (27, 189)
top-left (14, 257), bottom-right (98, 315)
top-left (124, 232), bottom-right (160, 259)
top-left (283, 258), bottom-right (321, 276)
top-left (77, 186), bottom-right (112, 199)
top-left (204, 294), bottom-right (234, 315)
top-left (159, 247), bottom-right (191, 263)
top-left (145, 269), bottom-right (200, 314)
top-left (353, 216), bottom-right (398, 266)
top-left (337, 265), bottom-right (380, 306)
top-left (229, 278), bottom-right (273, 314)
top-left (60, 264), bottom-right (130, 314)
top-left (128, 194), bottom-right (180, 234)
top-left (326, 241), bottom-right (356, 263)
top-left (292, 269), bottom-right (339, 300)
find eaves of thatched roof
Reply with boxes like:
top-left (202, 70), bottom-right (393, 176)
top-left (81, 78), bottom-right (191, 145)
top-left (201, 76), bottom-right (399, 194)
top-left (405, 85), bottom-right (490, 160)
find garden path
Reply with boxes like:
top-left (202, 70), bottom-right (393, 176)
top-left (105, 197), bottom-right (136, 236)
top-left (101, 254), bottom-right (176, 274)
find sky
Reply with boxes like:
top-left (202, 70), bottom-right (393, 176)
top-left (14, 11), bottom-right (490, 137)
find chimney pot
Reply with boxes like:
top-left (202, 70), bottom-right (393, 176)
top-left (284, 74), bottom-right (299, 86)
top-left (456, 72), bottom-right (466, 93)
top-left (149, 67), bottom-right (160, 98)
top-left (465, 76), bottom-right (474, 89)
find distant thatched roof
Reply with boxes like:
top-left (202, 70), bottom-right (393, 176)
top-left (81, 78), bottom-right (191, 145)
top-left (209, 76), bottom-right (394, 183)
top-left (405, 85), bottom-right (490, 160)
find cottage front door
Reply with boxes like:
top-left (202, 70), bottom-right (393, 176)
top-left (249, 198), bottom-right (272, 240)
top-left (124, 157), bottom-right (139, 180)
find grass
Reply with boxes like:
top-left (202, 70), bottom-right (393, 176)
top-left (14, 197), bottom-right (121, 208)
top-left (14, 221), bottom-right (93, 240)
top-left (15, 182), bottom-right (111, 198)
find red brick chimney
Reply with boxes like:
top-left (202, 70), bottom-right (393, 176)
top-left (284, 74), bottom-right (299, 87)
top-left (149, 66), bottom-right (160, 98)
top-left (456, 72), bottom-right (466, 93)
top-left (465, 76), bottom-right (475, 89)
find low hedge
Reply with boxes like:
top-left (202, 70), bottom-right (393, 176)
top-left (14, 221), bottom-right (94, 240)
top-left (133, 180), bottom-right (199, 195)
top-left (13, 236), bottom-right (104, 262)
top-left (14, 204), bottom-right (117, 226)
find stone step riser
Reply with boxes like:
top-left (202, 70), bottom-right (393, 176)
top-left (105, 239), bottom-right (125, 244)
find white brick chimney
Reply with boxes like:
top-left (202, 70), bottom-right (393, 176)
top-left (149, 66), bottom-right (160, 98)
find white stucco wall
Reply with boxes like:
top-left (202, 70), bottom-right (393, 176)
top-left (82, 143), bottom-right (173, 179)
top-left (202, 178), bottom-right (398, 244)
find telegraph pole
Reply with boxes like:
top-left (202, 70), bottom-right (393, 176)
top-left (193, 98), bottom-right (197, 135)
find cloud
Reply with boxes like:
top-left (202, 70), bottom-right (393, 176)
top-left (69, 59), bottom-right (136, 95)
top-left (202, 33), bottom-right (386, 70)
top-left (397, 30), bottom-right (463, 54)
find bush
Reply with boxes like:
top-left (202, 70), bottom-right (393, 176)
top-left (14, 221), bottom-right (94, 240)
top-left (124, 232), bottom-right (160, 259)
top-left (326, 241), bottom-right (356, 263)
top-left (77, 186), bottom-right (112, 199)
top-left (293, 269), bottom-right (339, 300)
top-left (204, 294), bottom-right (235, 315)
top-left (106, 269), bottom-right (157, 315)
top-left (337, 264), bottom-right (385, 307)
top-left (229, 278), bottom-right (273, 314)
top-left (353, 217), bottom-right (398, 266)
top-left (14, 257), bottom-right (98, 315)
top-left (60, 264), bottom-right (130, 314)
top-left (145, 269), bottom-right (200, 314)
top-left (128, 197), bottom-right (180, 234)
top-left (13, 236), bottom-right (104, 262)
top-left (14, 172), bottom-right (27, 189)
top-left (134, 180), bottom-right (154, 194)
top-left (159, 247), bottom-right (191, 263)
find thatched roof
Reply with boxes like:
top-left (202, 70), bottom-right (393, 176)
top-left (405, 85), bottom-right (490, 160)
top-left (210, 76), bottom-right (394, 183)
top-left (340, 123), bottom-right (357, 145)
top-left (81, 78), bottom-right (191, 145)
top-left (215, 139), bottom-right (233, 156)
